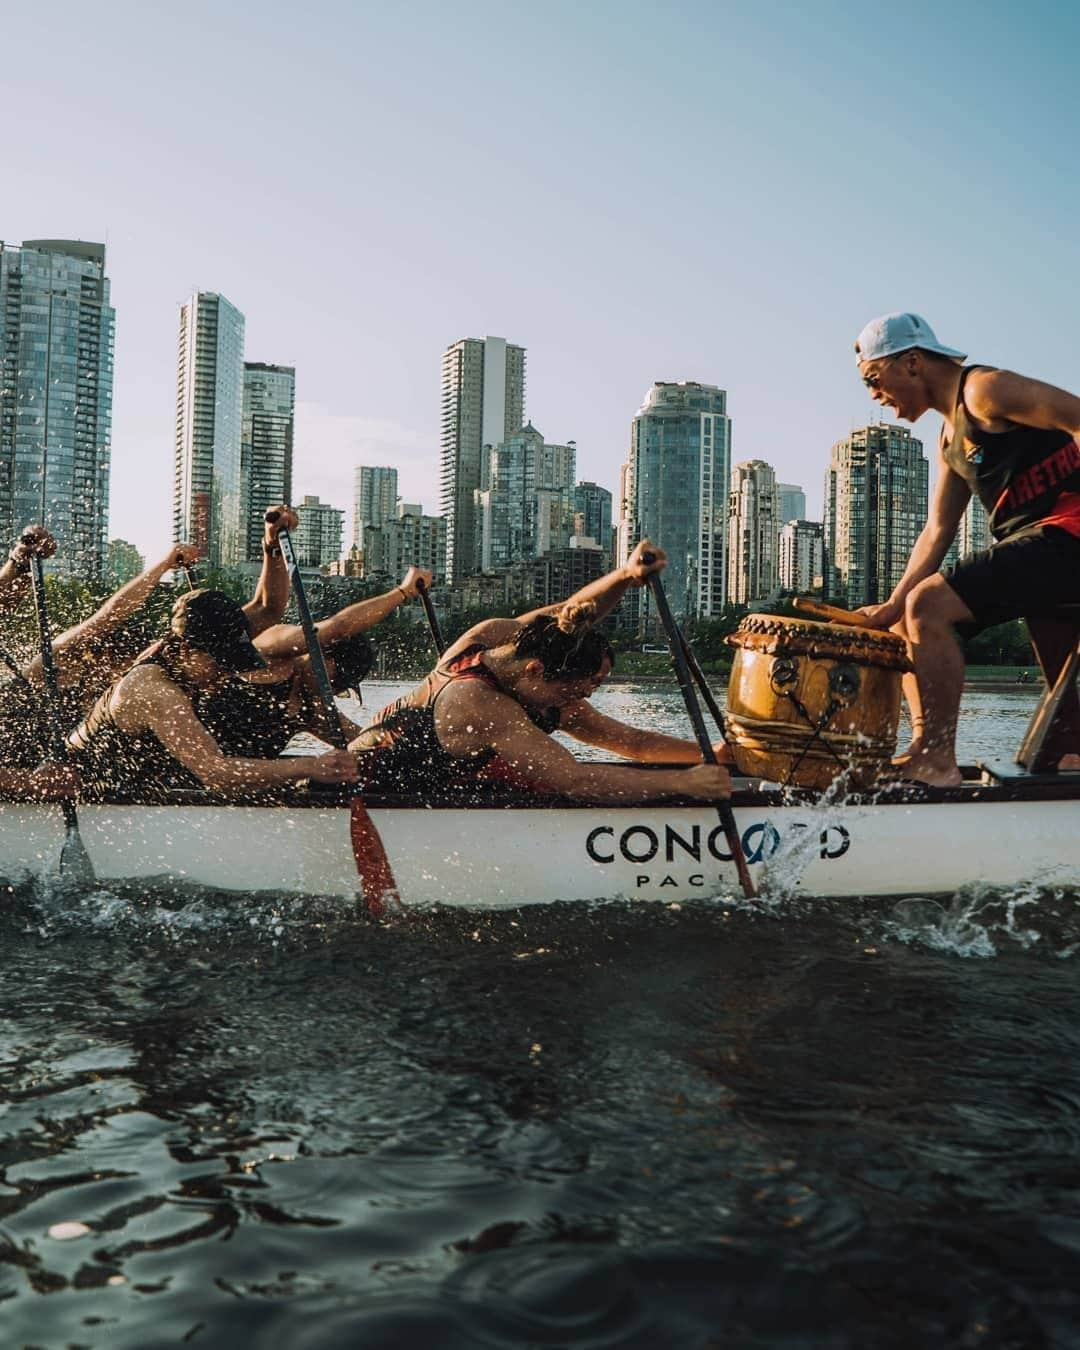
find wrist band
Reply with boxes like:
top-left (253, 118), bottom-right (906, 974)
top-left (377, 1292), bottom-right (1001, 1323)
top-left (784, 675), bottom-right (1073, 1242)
top-left (263, 541), bottom-right (282, 558)
top-left (7, 552), bottom-right (29, 575)
top-left (396, 585), bottom-right (408, 602)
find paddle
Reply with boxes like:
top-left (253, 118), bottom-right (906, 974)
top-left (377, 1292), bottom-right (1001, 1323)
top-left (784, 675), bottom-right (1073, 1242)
top-left (415, 577), bottom-right (445, 656)
top-left (275, 525), bottom-right (402, 913)
top-left (27, 551), bottom-right (95, 886)
top-left (641, 558), bottom-right (755, 899)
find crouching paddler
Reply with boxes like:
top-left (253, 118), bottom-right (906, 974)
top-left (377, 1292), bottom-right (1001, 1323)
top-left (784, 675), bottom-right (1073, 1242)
top-left (201, 566), bottom-right (434, 758)
top-left (351, 587), bottom-right (731, 805)
top-left (67, 589), bottom-right (358, 800)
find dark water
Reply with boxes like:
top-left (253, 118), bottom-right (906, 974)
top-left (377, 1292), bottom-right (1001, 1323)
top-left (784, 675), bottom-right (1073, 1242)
top-left (3, 684), bottom-right (1080, 1349)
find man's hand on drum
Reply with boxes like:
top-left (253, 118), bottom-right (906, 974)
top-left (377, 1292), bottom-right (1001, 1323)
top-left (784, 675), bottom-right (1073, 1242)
top-left (854, 598), bottom-right (905, 630)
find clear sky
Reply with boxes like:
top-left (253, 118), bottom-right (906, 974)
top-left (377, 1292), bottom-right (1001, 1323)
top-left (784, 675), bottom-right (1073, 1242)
top-left (4, 0), bottom-right (1079, 561)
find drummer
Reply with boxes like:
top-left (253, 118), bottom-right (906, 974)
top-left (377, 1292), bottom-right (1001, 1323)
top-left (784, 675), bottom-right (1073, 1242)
top-left (853, 312), bottom-right (1080, 784)
top-left (351, 545), bottom-right (731, 804)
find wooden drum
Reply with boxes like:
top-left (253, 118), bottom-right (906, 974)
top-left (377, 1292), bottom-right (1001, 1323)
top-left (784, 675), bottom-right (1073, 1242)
top-left (725, 614), bottom-right (912, 789)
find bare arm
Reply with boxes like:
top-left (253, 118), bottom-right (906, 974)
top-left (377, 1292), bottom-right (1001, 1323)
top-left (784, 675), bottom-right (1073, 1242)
top-left (560, 699), bottom-right (712, 763)
top-left (255, 566), bottom-right (433, 660)
top-left (435, 682), bottom-right (729, 803)
top-left (965, 367), bottom-right (1080, 439)
top-left (514, 539), bottom-right (668, 626)
top-left (111, 667), bottom-right (358, 791)
top-left (243, 506), bottom-right (297, 637)
top-left (0, 526), bottom-right (56, 620)
top-left (38, 542), bottom-right (201, 684)
top-left (857, 460), bottom-right (971, 627)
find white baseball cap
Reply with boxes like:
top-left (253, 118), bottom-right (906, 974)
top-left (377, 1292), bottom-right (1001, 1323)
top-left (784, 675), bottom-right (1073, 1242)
top-left (854, 312), bottom-right (966, 365)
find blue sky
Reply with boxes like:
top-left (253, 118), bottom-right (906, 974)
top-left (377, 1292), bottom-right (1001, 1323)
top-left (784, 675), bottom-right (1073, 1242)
top-left (4, 0), bottom-right (1079, 560)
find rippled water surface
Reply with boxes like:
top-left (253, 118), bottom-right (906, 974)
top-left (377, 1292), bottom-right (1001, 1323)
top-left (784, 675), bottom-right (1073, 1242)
top-left (3, 681), bottom-right (1079, 1349)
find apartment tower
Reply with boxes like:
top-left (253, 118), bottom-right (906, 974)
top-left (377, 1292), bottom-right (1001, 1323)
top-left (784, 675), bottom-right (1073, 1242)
top-left (173, 293), bottom-right (246, 567)
top-left (241, 362), bottom-right (295, 561)
top-left (621, 382), bottom-right (731, 621)
top-left (0, 240), bottom-right (115, 579)
top-left (440, 336), bottom-right (525, 581)
top-left (823, 423), bottom-right (928, 607)
top-left (728, 458), bottom-right (781, 605)
top-left (353, 465), bottom-right (398, 550)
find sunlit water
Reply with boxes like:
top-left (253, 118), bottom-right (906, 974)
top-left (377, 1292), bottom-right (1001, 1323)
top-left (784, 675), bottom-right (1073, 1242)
top-left (4, 681), bottom-right (1079, 1348)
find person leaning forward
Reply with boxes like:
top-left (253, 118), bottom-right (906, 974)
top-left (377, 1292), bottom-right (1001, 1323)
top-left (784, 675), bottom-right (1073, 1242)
top-left (852, 311), bottom-right (1080, 785)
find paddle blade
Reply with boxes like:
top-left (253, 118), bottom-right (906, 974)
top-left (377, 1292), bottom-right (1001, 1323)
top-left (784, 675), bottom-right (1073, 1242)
top-left (59, 813), bottom-right (96, 887)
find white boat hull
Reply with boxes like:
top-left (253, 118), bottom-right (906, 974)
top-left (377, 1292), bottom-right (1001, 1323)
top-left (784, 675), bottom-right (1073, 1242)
top-left (1, 791), bottom-right (1077, 907)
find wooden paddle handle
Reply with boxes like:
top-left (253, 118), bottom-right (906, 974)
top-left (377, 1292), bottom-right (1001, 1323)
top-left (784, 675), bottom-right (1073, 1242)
top-left (792, 597), bottom-right (872, 628)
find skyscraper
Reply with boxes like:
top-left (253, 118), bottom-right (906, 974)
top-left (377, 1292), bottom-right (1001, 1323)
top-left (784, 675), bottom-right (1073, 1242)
top-left (362, 503), bottom-right (447, 582)
top-left (572, 480), bottom-right (613, 553)
top-left (440, 336), bottom-right (525, 581)
top-left (778, 519), bottom-right (824, 593)
top-left (0, 240), bottom-right (115, 579)
top-left (241, 362), bottom-right (294, 561)
top-left (728, 459), bottom-right (780, 605)
top-left (778, 482), bottom-right (806, 525)
top-left (353, 465), bottom-right (398, 550)
top-left (958, 494), bottom-right (992, 558)
top-left (474, 424), bottom-right (576, 571)
top-left (295, 494), bottom-right (345, 568)
top-left (173, 292), bottom-right (245, 567)
top-left (621, 382), bottom-right (731, 619)
top-left (823, 424), bottom-right (928, 607)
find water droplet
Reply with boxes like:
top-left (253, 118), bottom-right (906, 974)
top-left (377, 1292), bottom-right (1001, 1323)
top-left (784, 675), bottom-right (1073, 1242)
top-left (48, 1221), bottom-right (90, 1240)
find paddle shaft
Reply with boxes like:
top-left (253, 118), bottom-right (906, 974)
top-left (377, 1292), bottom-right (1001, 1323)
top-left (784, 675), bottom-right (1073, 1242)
top-left (28, 553), bottom-right (94, 882)
top-left (277, 528), bottom-right (347, 750)
top-left (678, 631), bottom-right (729, 742)
top-left (643, 567), bottom-right (756, 898)
top-left (416, 578), bottom-right (445, 656)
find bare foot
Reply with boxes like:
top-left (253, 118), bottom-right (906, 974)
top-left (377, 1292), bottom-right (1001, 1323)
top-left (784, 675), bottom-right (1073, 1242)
top-left (893, 749), bottom-right (963, 787)
top-left (892, 742), bottom-right (924, 767)
top-left (1059, 754), bottom-right (1080, 772)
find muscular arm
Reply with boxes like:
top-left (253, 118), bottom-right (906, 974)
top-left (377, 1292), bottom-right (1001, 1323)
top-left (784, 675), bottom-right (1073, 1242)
top-left (242, 507), bottom-right (297, 637)
top-left (965, 367), bottom-right (1080, 439)
top-left (434, 682), bottom-right (728, 803)
top-left (559, 699), bottom-right (706, 763)
top-left (254, 566), bottom-right (432, 660)
top-left (110, 668), bottom-right (357, 791)
top-left (514, 539), bottom-right (667, 626)
top-left (35, 543), bottom-right (200, 685)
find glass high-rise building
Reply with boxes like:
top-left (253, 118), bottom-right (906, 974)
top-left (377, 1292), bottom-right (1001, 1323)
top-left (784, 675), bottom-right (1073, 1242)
top-left (353, 465), bottom-right (398, 550)
top-left (572, 480), bottom-right (613, 554)
top-left (621, 382), bottom-right (731, 620)
top-left (241, 363), bottom-right (294, 561)
top-left (173, 293), bottom-right (245, 567)
top-left (823, 424), bottom-right (928, 607)
top-left (728, 458), bottom-right (780, 605)
top-left (474, 423), bottom-right (576, 571)
top-left (0, 240), bottom-right (115, 579)
top-left (778, 482), bottom-right (806, 525)
top-left (440, 336), bottom-right (525, 581)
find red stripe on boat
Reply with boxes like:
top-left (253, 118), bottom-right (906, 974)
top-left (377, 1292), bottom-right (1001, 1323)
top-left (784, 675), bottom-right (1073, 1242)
top-left (349, 798), bottom-right (401, 917)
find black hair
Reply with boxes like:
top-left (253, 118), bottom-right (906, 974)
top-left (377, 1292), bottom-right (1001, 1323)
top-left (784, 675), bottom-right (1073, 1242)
top-left (511, 600), bottom-right (615, 681)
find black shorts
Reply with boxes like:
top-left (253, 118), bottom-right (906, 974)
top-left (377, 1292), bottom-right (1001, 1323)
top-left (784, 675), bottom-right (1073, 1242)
top-left (943, 524), bottom-right (1080, 634)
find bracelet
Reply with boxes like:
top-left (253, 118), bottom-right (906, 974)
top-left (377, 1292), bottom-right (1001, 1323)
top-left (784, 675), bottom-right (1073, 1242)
top-left (7, 551), bottom-right (29, 575)
top-left (263, 541), bottom-right (282, 558)
top-left (396, 585), bottom-right (408, 602)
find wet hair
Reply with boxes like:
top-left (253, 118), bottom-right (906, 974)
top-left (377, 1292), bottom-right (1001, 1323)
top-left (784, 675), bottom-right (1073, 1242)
top-left (511, 600), bottom-right (615, 681)
top-left (327, 631), bottom-right (375, 694)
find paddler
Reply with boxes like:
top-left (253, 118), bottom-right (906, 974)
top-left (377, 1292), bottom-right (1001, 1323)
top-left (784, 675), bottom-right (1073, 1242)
top-left (67, 589), bottom-right (357, 800)
top-left (0, 506), bottom-right (299, 768)
top-left (201, 565), bottom-right (436, 757)
top-left (853, 312), bottom-right (1080, 784)
top-left (351, 543), bottom-right (732, 803)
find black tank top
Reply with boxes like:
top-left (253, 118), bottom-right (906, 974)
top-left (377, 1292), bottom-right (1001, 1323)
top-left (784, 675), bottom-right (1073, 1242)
top-left (352, 645), bottom-right (561, 798)
top-left (67, 644), bottom-right (205, 799)
top-left (201, 672), bottom-right (315, 759)
top-left (941, 366), bottom-right (1080, 539)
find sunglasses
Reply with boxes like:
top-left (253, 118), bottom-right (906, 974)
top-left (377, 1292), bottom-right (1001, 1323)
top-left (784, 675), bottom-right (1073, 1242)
top-left (861, 354), bottom-right (901, 389)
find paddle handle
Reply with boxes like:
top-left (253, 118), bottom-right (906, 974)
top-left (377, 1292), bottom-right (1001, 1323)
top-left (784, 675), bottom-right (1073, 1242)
top-left (792, 597), bottom-right (872, 628)
top-left (415, 578), bottom-right (445, 656)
